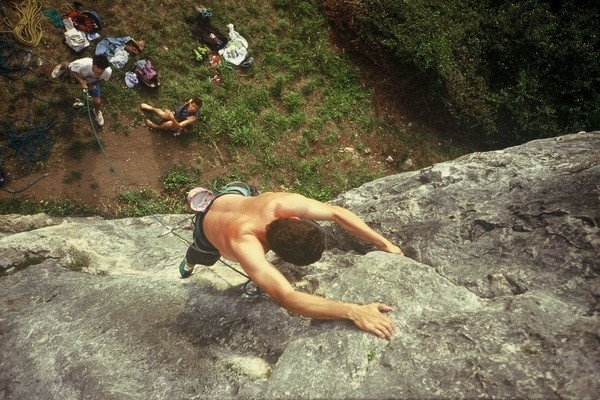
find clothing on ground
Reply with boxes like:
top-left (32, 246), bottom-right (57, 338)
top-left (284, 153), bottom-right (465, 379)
top-left (218, 23), bottom-right (249, 65)
top-left (95, 37), bottom-right (133, 68)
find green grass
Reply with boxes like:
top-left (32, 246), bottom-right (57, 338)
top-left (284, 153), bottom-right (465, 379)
top-left (114, 188), bottom-right (189, 217)
top-left (0, 197), bottom-right (99, 217)
top-left (64, 247), bottom-right (91, 271)
top-left (0, 0), bottom-right (471, 217)
top-left (162, 165), bottom-right (198, 200)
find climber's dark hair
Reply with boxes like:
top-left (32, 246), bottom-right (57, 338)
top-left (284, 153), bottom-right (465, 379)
top-left (266, 218), bottom-right (326, 266)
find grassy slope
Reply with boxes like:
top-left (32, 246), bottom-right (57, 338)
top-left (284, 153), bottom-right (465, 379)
top-left (0, 0), bottom-right (470, 217)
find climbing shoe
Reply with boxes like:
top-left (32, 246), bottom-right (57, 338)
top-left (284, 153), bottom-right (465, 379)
top-left (240, 56), bottom-right (254, 68)
top-left (179, 258), bottom-right (193, 278)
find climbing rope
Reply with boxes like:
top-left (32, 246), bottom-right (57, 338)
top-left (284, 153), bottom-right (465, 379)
top-left (218, 258), bottom-right (263, 296)
top-left (0, 118), bottom-right (53, 192)
top-left (0, 30), bottom-right (59, 191)
top-left (0, 118), bottom-right (54, 183)
top-left (83, 93), bottom-right (117, 173)
top-left (3, 0), bottom-right (44, 47)
top-left (0, 33), bottom-right (34, 80)
top-left (0, 172), bottom-right (47, 193)
top-left (5, 119), bottom-right (54, 164)
top-left (81, 95), bottom-right (263, 296)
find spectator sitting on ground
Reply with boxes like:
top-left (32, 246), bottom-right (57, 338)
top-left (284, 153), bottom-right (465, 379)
top-left (140, 98), bottom-right (202, 136)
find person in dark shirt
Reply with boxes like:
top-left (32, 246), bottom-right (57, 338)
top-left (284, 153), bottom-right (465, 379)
top-left (140, 97), bottom-right (202, 136)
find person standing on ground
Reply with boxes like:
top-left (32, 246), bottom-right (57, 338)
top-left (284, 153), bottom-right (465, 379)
top-left (140, 98), bottom-right (202, 136)
top-left (51, 54), bottom-right (112, 126)
top-left (182, 183), bottom-right (404, 339)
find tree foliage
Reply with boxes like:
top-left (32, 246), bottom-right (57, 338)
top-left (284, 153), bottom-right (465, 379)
top-left (320, 0), bottom-right (600, 146)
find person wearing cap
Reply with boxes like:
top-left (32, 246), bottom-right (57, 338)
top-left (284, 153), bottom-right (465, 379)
top-left (181, 184), bottom-right (404, 340)
top-left (51, 54), bottom-right (112, 126)
top-left (140, 98), bottom-right (202, 136)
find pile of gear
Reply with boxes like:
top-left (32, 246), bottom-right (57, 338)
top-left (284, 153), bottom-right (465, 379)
top-left (190, 4), bottom-right (254, 84)
top-left (50, 2), bottom-right (158, 90)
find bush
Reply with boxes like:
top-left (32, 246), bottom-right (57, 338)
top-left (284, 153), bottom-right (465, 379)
top-left (320, 0), bottom-right (600, 146)
top-left (65, 247), bottom-right (90, 271)
top-left (163, 166), bottom-right (197, 194)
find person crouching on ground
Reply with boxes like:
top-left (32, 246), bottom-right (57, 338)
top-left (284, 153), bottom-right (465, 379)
top-left (140, 98), bottom-right (202, 136)
top-left (51, 54), bottom-right (112, 126)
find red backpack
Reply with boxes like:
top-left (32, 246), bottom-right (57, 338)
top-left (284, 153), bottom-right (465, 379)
top-left (63, 9), bottom-right (102, 33)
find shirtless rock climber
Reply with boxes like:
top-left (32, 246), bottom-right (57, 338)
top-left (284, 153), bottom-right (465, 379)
top-left (182, 182), bottom-right (404, 339)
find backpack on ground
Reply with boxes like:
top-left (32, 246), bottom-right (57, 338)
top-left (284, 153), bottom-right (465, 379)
top-left (63, 9), bottom-right (102, 33)
top-left (132, 59), bottom-right (160, 89)
top-left (191, 16), bottom-right (228, 51)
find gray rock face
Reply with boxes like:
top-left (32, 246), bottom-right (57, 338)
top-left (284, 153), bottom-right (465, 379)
top-left (1, 132), bottom-right (598, 399)
top-left (330, 132), bottom-right (599, 315)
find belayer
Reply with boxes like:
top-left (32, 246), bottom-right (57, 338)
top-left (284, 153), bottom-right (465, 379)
top-left (51, 54), bottom-right (112, 126)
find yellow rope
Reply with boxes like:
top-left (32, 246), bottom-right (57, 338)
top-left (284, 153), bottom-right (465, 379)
top-left (4, 0), bottom-right (44, 47)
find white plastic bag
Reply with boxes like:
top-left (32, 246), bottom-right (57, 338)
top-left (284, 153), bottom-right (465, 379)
top-left (218, 23), bottom-right (248, 65)
top-left (63, 18), bottom-right (89, 52)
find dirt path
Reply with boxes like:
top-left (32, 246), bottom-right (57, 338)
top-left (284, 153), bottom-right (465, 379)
top-left (9, 121), bottom-right (205, 210)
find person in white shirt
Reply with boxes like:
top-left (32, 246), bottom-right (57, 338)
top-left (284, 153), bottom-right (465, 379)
top-left (51, 54), bottom-right (112, 126)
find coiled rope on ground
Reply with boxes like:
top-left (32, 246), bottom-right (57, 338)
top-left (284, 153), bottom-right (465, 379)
top-left (0, 119), bottom-right (53, 192)
top-left (4, 119), bottom-right (54, 164)
top-left (3, 0), bottom-right (44, 47)
top-left (0, 33), bottom-right (32, 80)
